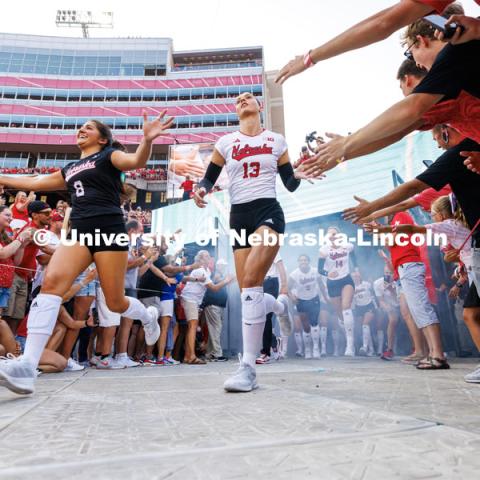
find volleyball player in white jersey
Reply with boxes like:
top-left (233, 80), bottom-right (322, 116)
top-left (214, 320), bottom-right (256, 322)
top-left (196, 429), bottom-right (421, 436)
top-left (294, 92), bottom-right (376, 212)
top-left (318, 227), bottom-right (356, 356)
top-left (352, 270), bottom-right (376, 356)
top-left (194, 92), bottom-right (311, 392)
top-left (289, 254), bottom-right (325, 359)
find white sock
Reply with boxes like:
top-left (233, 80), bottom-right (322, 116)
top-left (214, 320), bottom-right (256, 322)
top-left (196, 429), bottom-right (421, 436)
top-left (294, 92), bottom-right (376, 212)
top-left (294, 332), bottom-right (303, 353)
top-left (343, 309), bottom-right (354, 350)
top-left (264, 293), bottom-right (285, 315)
top-left (116, 352), bottom-right (128, 358)
top-left (241, 287), bottom-right (266, 368)
top-left (280, 335), bottom-right (289, 355)
top-left (121, 297), bottom-right (151, 325)
top-left (377, 330), bottom-right (385, 354)
top-left (362, 324), bottom-right (372, 350)
top-left (311, 326), bottom-right (320, 349)
top-left (23, 294), bottom-right (63, 368)
top-left (302, 331), bottom-right (312, 351)
top-left (320, 326), bottom-right (327, 352)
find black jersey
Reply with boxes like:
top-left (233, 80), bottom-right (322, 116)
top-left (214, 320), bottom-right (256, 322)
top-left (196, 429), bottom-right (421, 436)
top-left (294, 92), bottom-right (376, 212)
top-left (61, 147), bottom-right (124, 220)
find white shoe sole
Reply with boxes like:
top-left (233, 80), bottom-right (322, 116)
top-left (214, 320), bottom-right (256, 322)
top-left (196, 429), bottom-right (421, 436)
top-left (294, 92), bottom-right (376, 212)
top-left (224, 381), bottom-right (259, 393)
top-left (144, 306), bottom-right (160, 346)
top-left (0, 371), bottom-right (35, 395)
top-left (464, 377), bottom-right (480, 383)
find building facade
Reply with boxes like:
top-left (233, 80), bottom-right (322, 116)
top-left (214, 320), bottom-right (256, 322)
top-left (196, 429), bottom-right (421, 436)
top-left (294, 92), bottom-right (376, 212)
top-left (0, 33), bottom-right (283, 203)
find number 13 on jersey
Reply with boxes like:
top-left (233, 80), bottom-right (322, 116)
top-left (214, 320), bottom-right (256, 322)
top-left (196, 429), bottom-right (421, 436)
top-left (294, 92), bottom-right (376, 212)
top-left (242, 161), bottom-right (260, 179)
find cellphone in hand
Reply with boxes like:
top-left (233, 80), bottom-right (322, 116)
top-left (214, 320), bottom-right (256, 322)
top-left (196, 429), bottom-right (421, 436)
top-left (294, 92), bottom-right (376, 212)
top-left (423, 14), bottom-right (464, 39)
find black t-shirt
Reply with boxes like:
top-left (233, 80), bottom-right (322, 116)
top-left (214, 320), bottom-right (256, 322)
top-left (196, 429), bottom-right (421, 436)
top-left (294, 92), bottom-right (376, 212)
top-left (416, 138), bottom-right (480, 244)
top-left (61, 147), bottom-right (124, 220)
top-left (203, 271), bottom-right (228, 308)
top-left (138, 255), bottom-right (168, 299)
top-left (413, 40), bottom-right (480, 101)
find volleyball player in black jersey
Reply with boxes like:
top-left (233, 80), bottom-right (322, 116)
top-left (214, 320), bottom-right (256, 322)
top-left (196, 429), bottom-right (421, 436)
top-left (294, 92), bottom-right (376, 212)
top-left (0, 112), bottom-right (173, 395)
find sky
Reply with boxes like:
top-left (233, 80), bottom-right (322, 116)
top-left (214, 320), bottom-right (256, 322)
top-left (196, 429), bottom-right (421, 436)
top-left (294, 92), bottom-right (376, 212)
top-left (0, 0), bottom-right (478, 154)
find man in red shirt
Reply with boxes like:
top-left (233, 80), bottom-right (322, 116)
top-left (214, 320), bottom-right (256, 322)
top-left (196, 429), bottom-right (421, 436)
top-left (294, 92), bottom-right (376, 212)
top-left (276, 0), bottom-right (477, 84)
top-left (5, 201), bottom-right (52, 332)
top-left (377, 211), bottom-right (448, 368)
top-left (180, 175), bottom-right (195, 201)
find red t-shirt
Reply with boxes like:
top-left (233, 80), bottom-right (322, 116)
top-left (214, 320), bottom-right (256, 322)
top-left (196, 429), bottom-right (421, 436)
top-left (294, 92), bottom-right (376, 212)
top-left (180, 180), bottom-right (194, 192)
top-left (413, 185), bottom-right (452, 212)
top-left (388, 212), bottom-right (422, 274)
top-left (420, 91), bottom-right (480, 144)
top-left (0, 241), bottom-right (15, 288)
top-left (11, 203), bottom-right (29, 222)
top-left (14, 222), bottom-right (39, 281)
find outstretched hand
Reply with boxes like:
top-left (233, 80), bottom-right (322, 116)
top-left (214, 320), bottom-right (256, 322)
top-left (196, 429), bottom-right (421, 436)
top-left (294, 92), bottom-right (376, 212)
top-left (193, 186), bottom-right (208, 208)
top-left (343, 196), bottom-right (374, 223)
top-left (143, 110), bottom-right (175, 142)
top-left (461, 151), bottom-right (480, 174)
top-left (275, 54), bottom-right (308, 85)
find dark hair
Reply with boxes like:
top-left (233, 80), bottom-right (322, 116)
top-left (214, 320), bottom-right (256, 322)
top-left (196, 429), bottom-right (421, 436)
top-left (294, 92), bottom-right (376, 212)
top-left (88, 120), bottom-right (126, 152)
top-left (396, 59), bottom-right (427, 80)
top-left (0, 205), bottom-right (12, 245)
top-left (126, 219), bottom-right (140, 232)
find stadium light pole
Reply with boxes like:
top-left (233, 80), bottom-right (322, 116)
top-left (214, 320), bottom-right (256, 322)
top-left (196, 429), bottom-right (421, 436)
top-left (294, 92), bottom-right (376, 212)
top-left (55, 10), bottom-right (113, 38)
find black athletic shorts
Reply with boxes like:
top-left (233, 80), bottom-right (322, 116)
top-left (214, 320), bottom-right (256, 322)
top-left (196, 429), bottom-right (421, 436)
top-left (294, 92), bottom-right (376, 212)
top-left (464, 282), bottom-right (480, 309)
top-left (296, 296), bottom-right (320, 326)
top-left (69, 214), bottom-right (128, 255)
top-left (355, 302), bottom-right (376, 317)
top-left (327, 274), bottom-right (355, 298)
top-left (230, 198), bottom-right (285, 250)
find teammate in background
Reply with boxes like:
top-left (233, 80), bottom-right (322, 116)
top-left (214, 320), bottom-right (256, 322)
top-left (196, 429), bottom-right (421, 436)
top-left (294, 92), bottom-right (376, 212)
top-left (257, 253), bottom-right (289, 364)
top-left (193, 92), bottom-right (314, 392)
top-left (275, 0), bottom-right (471, 84)
top-left (289, 254), bottom-right (326, 359)
top-left (318, 274), bottom-right (335, 357)
top-left (290, 291), bottom-right (305, 357)
top-left (0, 113), bottom-right (173, 395)
top-left (352, 269), bottom-right (376, 356)
top-left (374, 266), bottom-right (401, 358)
top-left (319, 227), bottom-right (356, 356)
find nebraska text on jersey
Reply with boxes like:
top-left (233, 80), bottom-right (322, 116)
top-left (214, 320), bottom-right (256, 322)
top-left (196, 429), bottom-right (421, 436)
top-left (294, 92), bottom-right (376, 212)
top-left (232, 144), bottom-right (274, 161)
top-left (64, 160), bottom-right (97, 182)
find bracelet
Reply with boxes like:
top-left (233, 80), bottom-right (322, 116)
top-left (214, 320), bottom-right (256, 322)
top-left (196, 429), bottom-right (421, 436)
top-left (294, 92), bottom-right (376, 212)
top-left (303, 50), bottom-right (315, 68)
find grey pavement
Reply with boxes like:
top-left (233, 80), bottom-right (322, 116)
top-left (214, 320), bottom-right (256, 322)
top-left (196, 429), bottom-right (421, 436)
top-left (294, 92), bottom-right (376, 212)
top-left (1, 357), bottom-right (480, 479)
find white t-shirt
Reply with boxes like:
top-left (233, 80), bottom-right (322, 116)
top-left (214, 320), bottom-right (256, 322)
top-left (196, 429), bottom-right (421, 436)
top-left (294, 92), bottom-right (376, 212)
top-left (354, 281), bottom-right (374, 307)
top-left (215, 129), bottom-right (288, 205)
top-left (319, 243), bottom-right (354, 280)
top-left (32, 232), bottom-right (60, 291)
top-left (374, 277), bottom-right (399, 308)
top-left (181, 267), bottom-right (212, 305)
top-left (125, 243), bottom-right (139, 289)
top-left (289, 267), bottom-right (320, 301)
top-left (266, 253), bottom-right (282, 278)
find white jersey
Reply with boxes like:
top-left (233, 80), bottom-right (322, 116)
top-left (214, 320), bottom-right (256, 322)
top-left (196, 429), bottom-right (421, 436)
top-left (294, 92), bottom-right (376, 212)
top-left (374, 277), bottom-right (399, 308)
top-left (215, 129), bottom-right (288, 205)
top-left (354, 281), bottom-right (375, 307)
top-left (289, 267), bottom-right (320, 301)
top-left (319, 243), bottom-right (354, 280)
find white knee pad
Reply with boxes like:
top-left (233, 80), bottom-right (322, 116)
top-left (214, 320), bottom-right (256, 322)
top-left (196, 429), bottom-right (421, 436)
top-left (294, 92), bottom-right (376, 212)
top-left (241, 288), bottom-right (266, 325)
top-left (27, 294), bottom-right (63, 336)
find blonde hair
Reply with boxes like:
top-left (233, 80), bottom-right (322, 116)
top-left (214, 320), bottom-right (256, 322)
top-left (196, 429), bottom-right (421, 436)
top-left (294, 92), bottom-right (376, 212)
top-left (431, 195), bottom-right (468, 228)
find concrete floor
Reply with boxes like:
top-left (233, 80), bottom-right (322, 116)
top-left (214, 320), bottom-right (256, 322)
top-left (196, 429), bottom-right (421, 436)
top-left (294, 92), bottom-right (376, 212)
top-left (1, 357), bottom-right (480, 480)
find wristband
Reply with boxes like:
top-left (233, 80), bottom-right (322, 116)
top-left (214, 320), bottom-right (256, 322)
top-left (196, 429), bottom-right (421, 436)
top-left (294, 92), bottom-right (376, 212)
top-left (303, 50), bottom-right (315, 68)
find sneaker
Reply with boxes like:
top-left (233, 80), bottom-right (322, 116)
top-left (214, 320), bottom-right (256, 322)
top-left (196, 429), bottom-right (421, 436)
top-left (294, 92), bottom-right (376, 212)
top-left (380, 349), bottom-right (394, 361)
top-left (320, 349), bottom-right (327, 358)
top-left (295, 351), bottom-right (304, 358)
top-left (256, 354), bottom-right (270, 365)
top-left (313, 346), bottom-right (321, 359)
top-left (344, 347), bottom-right (355, 357)
top-left (96, 356), bottom-right (126, 369)
top-left (0, 355), bottom-right (37, 395)
top-left (304, 348), bottom-right (313, 360)
top-left (140, 355), bottom-right (157, 366)
top-left (163, 356), bottom-right (181, 365)
top-left (89, 355), bottom-right (100, 368)
top-left (358, 347), bottom-right (368, 357)
top-left (464, 366), bottom-right (480, 383)
top-left (271, 349), bottom-right (280, 361)
top-left (65, 358), bottom-right (85, 372)
top-left (143, 306), bottom-right (160, 346)
top-left (208, 355), bottom-right (227, 363)
top-left (154, 357), bottom-right (167, 366)
top-left (367, 347), bottom-right (376, 357)
top-left (115, 355), bottom-right (140, 368)
top-left (224, 355), bottom-right (258, 393)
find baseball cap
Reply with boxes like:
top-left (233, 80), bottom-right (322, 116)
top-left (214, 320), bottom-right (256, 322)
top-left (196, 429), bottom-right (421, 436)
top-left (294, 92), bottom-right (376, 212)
top-left (28, 200), bottom-right (51, 215)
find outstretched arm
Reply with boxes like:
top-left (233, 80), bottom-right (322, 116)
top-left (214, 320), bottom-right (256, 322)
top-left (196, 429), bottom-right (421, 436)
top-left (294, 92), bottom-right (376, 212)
top-left (275, 0), bottom-right (434, 84)
top-left (0, 171), bottom-right (66, 193)
top-left (111, 111), bottom-right (174, 171)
